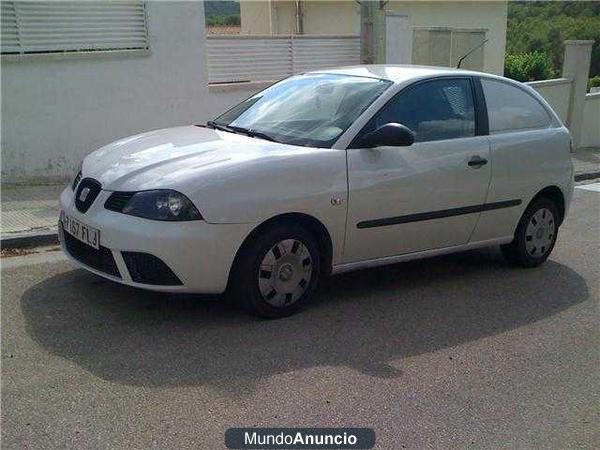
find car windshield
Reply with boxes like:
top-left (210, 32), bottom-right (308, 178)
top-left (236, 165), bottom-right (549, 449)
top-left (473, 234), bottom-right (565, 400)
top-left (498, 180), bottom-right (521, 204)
top-left (211, 73), bottom-right (392, 147)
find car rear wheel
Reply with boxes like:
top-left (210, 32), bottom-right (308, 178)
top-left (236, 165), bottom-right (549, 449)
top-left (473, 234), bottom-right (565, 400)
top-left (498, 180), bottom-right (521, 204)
top-left (231, 223), bottom-right (320, 318)
top-left (501, 197), bottom-right (559, 268)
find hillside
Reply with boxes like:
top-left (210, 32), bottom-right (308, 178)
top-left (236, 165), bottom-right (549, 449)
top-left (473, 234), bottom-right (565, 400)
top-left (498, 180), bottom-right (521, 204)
top-left (204, 0), bottom-right (240, 27)
top-left (507, 1), bottom-right (600, 77)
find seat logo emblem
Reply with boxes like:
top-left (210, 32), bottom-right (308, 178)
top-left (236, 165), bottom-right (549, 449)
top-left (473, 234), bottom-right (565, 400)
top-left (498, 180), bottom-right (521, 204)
top-left (79, 187), bottom-right (91, 202)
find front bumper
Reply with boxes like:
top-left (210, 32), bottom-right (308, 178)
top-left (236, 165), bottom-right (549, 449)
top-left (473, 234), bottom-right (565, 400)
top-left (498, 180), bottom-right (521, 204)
top-left (59, 187), bottom-right (254, 293)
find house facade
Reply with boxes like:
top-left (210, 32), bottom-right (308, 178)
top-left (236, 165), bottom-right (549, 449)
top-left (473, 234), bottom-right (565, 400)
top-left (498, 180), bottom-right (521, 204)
top-left (241, 1), bottom-right (508, 75)
top-left (1, 1), bottom-right (245, 183)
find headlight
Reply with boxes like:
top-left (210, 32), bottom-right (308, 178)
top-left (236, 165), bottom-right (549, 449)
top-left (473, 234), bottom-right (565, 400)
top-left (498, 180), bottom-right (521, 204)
top-left (119, 190), bottom-right (202, 221)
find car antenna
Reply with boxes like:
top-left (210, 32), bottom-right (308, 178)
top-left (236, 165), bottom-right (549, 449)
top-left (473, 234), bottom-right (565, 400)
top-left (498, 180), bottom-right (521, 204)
top-left (456, 39), bottom-right (489, 69)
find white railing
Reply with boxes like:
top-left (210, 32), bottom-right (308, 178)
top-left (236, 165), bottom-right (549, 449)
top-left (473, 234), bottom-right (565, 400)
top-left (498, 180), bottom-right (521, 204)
top-left (206, 35), bottom-right (360, 84)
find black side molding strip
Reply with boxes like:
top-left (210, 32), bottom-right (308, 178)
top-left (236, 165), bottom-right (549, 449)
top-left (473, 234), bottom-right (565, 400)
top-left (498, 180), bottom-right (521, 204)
top-left (357, 199), bottom-right (522, 229)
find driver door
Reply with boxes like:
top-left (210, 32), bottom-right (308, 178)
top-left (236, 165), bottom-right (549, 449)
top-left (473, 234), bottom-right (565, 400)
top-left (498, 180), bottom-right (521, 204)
top-left (343, 77), bottom-right (491, 262)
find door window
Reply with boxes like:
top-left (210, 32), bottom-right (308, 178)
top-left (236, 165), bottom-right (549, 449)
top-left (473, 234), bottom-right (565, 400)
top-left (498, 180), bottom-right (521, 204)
top-left (365, 78), bottom-right (476, 143)
top-left (482, 79), bottom-right (552, 133)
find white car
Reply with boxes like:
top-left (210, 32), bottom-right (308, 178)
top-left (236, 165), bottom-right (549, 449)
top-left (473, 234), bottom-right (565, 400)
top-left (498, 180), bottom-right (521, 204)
top-left (60, 65), bottom-right (574, 317)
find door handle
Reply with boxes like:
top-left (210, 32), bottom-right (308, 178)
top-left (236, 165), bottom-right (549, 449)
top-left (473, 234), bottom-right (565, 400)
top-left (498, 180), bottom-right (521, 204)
top-left (468, 155), bottom-right (488, 168)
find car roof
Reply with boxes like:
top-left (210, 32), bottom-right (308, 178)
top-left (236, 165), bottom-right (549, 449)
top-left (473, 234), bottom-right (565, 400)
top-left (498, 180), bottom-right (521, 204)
top-left (308, 64), bottom-right (494, 84)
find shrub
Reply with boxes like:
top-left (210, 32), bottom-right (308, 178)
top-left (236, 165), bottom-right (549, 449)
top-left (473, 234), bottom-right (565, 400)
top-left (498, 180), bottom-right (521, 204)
top-left (206, 14), bottom-right (240, 27)
top-left (504, 52), bottom-right (555, 82)
top-left (589, 75), bottom-right (600, 91)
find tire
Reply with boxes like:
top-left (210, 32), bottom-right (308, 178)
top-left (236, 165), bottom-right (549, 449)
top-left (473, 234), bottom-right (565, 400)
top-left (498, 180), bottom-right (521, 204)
top-left (230, 223), bottom-right (321, 318)
top-left (501, 197), bottom-right (560, 268)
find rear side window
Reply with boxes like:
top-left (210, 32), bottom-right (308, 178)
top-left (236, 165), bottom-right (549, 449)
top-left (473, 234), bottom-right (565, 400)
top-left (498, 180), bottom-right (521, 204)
top-left (482, 79), bottom-right (552, 134)
top-left (367, 78), bottom-right (475, 143)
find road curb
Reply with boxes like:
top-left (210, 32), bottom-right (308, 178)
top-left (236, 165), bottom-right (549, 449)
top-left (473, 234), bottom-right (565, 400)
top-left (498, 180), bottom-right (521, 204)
top-left (1, 231), bottom-right (58, 250)
top-left (574, 171), bottom-right (600, 182)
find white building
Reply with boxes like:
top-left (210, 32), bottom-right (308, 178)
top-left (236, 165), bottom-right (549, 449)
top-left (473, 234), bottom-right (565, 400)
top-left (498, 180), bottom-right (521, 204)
top-left (241, 0), bottom-right (509, 75)
top-left (1, 1), bottom-right (245, 183)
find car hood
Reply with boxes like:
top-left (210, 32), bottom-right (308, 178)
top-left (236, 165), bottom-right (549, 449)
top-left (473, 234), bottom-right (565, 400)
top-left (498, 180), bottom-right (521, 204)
top-left (82, 125), bottom-right (296, 192)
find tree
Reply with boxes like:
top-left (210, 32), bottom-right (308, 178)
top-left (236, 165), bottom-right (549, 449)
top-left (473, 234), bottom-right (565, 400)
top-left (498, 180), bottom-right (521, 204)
top-left (507, 1), bottom-right (599, 77)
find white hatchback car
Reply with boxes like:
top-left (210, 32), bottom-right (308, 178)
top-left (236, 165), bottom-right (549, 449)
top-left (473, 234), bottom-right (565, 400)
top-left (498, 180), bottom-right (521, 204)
top-left (60, 65), bottom-right (574, 317)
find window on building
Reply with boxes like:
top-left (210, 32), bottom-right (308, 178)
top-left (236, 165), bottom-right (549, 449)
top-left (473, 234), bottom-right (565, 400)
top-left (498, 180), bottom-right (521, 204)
top-left (482, 79), bottom-right (552, 134)
top-left (1, 1), bottom-right (149, 55)
top-left (412, 28), bottom-right (486, 71)
top-left (366, 78), bottom-right (475, 143)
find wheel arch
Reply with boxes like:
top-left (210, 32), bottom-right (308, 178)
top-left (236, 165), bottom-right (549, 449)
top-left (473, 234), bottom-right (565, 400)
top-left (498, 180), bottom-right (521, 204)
top-left (227, 212), bottom-right (334, 290)
top-left (528, 185), bottom-right (566, 225)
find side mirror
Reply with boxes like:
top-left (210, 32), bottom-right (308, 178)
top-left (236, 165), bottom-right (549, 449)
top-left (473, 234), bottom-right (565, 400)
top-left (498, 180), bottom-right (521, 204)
top-left (361, 123), bottom-right (415, 148)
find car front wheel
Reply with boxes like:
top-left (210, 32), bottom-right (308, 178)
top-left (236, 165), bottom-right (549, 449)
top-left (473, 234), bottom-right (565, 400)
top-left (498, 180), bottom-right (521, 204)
top-left (501, 197), bottom-right (560, 267)
top-left (231, 223), bottom-right (321, 318)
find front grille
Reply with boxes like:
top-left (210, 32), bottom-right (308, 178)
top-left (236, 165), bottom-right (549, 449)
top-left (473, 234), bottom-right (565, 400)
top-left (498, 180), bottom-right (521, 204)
top-left (104, 191), bottom-right (135, 212)
top-left (121, 251), bottom-right (183, 285)
top-left (75, 178), bottom-right (102, 213)
top-left (63, 231), bottom-right (121, 278)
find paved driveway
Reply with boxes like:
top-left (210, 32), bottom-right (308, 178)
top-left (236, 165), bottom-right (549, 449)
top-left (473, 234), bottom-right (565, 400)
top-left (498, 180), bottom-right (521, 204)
top-left (1, 187), bottom-right (598, 449)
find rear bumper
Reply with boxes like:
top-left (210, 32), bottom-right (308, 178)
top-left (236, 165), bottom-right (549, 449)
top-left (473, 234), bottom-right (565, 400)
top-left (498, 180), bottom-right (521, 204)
top-left (59, 187), bottom-right (254, 293)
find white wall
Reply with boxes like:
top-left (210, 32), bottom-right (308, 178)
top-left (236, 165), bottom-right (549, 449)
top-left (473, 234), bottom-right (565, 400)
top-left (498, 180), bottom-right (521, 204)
top-left (527, 80), bottom-right (600, 147)
top-left (527, 41), bottom-right (597, 149)
top-left (581, 93), bottom-right (600, 148)
top-left (527, 78), bottom-right (572, 123)
top-left (240, 0), bottom-right (273, 34)
top-left (1, 2), bottom-right (254, 184)
top-left (387, 1), bottom-right (507, 75)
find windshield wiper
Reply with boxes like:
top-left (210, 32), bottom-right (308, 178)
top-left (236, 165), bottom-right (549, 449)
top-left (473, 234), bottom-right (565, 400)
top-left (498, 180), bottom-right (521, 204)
top-left (206, 120), bottom-right (235, 133)
top-left (207, 121), bottom-right (279, 143)
top-left (228, 125), bottom-right (279, 143)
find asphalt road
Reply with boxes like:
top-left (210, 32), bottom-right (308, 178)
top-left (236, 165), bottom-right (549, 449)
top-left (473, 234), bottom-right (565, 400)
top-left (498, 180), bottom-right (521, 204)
top-left (2, 186), bottom-right (599, 449)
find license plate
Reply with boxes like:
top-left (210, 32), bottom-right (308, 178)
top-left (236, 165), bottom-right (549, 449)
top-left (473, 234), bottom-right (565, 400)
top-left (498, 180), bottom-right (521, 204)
top-left (60, 211), bottom-right (100, 250)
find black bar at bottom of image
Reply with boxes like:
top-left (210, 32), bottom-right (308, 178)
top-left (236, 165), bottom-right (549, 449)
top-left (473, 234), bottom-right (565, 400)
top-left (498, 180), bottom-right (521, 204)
top-left (225, 428), bottom-right (376, 449)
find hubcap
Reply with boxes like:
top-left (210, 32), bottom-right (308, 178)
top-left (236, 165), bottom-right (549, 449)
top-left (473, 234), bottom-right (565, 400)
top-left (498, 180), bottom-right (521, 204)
top-left (278, 263), bottom-right (294, 282)
top-left (258, 239), bottom-right (313, 307)
top-left (525, 207), bottom-right (555, 257)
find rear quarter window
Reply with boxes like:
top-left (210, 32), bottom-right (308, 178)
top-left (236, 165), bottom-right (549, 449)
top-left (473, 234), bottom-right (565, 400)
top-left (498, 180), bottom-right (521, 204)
top-left (482, 79), bottom-right (552, 134)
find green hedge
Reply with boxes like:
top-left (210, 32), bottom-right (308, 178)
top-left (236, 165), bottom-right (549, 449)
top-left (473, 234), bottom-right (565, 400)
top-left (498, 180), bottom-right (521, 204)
top-left (504, 52), bottom-right (555, 82)
top-left (206, 14), bottom-right (240, 27)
